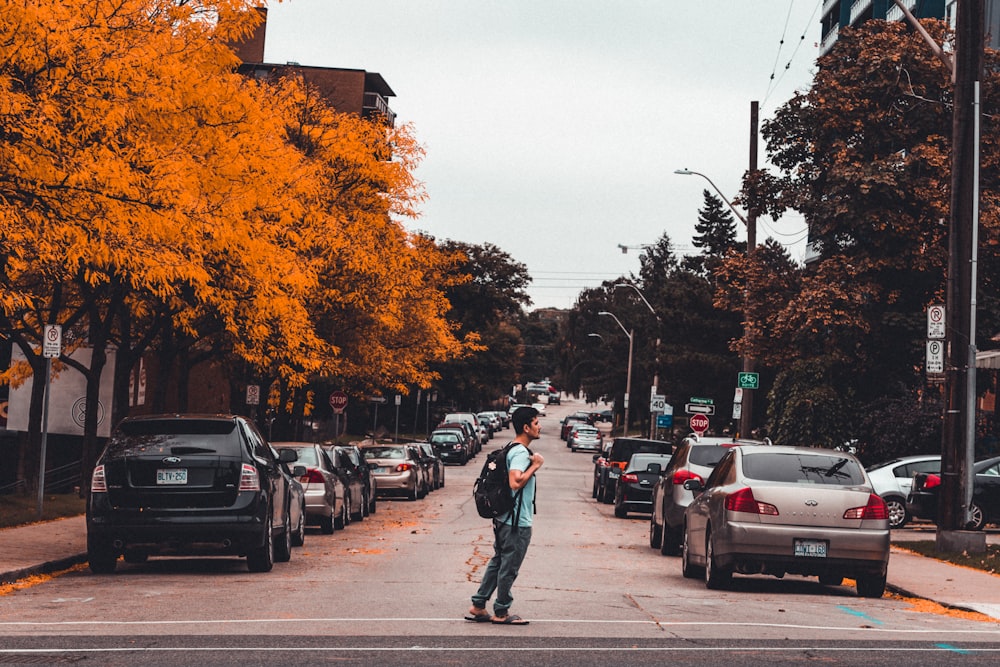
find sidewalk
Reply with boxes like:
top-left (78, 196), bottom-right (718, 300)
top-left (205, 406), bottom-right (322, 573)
top-left (2, 516), bottom-right (1000, 621)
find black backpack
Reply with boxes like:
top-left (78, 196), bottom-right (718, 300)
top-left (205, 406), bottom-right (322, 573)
top-left (473, 441), bottom-right (524, 520)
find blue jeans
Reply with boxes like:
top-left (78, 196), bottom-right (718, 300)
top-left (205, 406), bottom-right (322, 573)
top-left (471, 521), bottom-right (533, 616)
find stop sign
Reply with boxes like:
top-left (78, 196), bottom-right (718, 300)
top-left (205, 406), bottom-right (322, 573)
top-left (689, 413), bottom-right (709, 434)
top-left (329, 391), bottom-right (348, 414)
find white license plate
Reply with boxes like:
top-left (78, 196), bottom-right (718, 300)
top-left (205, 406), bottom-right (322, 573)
top-left (156, 469), bottom-right (188, 485)
top-left (794, 539), bottom-right (827, 557)
top-left (373, 466), bottom-right (389, 474)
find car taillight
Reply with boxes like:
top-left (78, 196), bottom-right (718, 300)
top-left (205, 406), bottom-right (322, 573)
top-left (90, 464), bottom-right (107, 493)
top-left (239, 463), bottom-right (260, 491)
top-left (921, 474), bottom-right (941, 490)
top-left (395, 463), bottom-right (413, 472)
top-left (725, 487), bottom-right (779, 515)
top-left (620, 473), bottom-right (639, 484)
top-left (844, 494), bottom-right (889, 520)
top-left (300, 468), bottom-right (326, 485)
top-left (672, 469), bottom-right (703, 486)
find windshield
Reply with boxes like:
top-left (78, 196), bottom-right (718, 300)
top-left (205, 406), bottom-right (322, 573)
top-left (742, 452), bottom-right (866, 485)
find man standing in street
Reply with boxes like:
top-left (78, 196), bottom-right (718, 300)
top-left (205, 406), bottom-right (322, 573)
top-left (465, 406), bottom-right (544, 626)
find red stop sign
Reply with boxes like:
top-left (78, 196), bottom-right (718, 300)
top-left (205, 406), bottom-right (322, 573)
top-left (329, 391), bottom-right (348, 413)
top-left (689, 414), bottom-right (709, 433)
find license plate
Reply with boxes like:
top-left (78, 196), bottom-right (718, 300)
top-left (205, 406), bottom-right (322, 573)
top-left (373, 466), bottom-right (389, 474)
top-left (156, 469), bottom-right (188, 485)
top-left (794, 539), bottom-right (827, 557)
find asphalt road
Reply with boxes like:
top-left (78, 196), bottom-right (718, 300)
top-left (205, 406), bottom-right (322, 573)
top-left (2, 399), bottom-right (1000, 666)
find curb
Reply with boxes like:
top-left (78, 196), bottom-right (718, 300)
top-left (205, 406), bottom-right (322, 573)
top-left (1, 553), bottom-right (88, 585)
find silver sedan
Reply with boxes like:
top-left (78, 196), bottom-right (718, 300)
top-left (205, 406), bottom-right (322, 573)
top-left (681, 445), bottom-right (890, 598)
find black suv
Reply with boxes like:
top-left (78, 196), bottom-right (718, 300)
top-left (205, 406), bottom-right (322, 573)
top-left (87, 414), bottom-right (300, 574)
top-left (593, 437), bottom-right (672, 504)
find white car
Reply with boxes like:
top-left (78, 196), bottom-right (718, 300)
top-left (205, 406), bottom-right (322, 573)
top-left (865, 454), bottom-right (940, 529)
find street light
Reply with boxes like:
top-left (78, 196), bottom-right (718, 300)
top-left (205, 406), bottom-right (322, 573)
top-left (599, 311), bottom-right (634, 437)
top-left (674, 169), bottom-right (749, 226)
top-left (587, 333), bottom-right (604, 342)
top-left (615, 282), bottom-right (661, 439)
top-left (675, 167), bottom-right (756, 439)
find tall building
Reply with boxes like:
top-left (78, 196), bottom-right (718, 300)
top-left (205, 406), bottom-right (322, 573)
top-left (820, 1), bottom-right (950, 56)
top-left (231, 8), bottom-right (396, 127)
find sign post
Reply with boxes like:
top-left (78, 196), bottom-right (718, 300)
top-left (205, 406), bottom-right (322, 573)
top-left (329, 391), bottom-right (348, 442)
top-left (37, 325), bottom-right (62, 518)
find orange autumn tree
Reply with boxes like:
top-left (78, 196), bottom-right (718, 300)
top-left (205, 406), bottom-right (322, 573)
top-left (262, 75), bottom-right (472, 429)
top-left (0, 0), bottom-right (323, 488)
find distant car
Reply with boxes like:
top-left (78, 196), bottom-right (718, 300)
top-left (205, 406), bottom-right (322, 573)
top-left (279, 457), bottom-right (308, 548)
top-left (865, 454), bottom-right (940, 529)
top-left (439, 421), bottom-right (480, 456)
top-left (649, 435), bottom-right (763, 555)
top-left (547, 392), bottom-right (561, 405)
top-left (327, 445), bottom-right (368, 522)
top-left (682, 445), bottom-right (890, 597)
top-left (430, 428), bottom-right (470, 465)
top-left (414, 442), bottom-right (445, 490)
top-left (361, 444), bottom-right (427, 500)
top-left (561, 411), bottom-right (592, 440)
top-left (594, 437), bottom-right (672, 504)
top-left (906, 455), bottom-right (1000, 530)
top-left (531, 402), bottom-right (547, 416)
top-left (330, 444), bottom-right (377, 516)
top-left (273, 442), bottom-right (350, 533)
top-left (614, 453), bottom-right (673, 518)
top-left (87, 414), bottom-right (300, 573)
top-left (568, 424), bottom-right (602, 452)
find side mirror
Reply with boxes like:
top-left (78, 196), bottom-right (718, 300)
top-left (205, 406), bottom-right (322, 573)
top-left (592, 454), bottom-right (601, 463)
top-left (277, 448), bottom-right (298, 464)
top-left (292, 465), bottom-right (307, 477)
top-left (647, 463), bottom-right (662, 475)
top-left (683, 479), bottom-right (704, 493)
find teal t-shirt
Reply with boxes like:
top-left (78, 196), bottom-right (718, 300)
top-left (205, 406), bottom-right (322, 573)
top-left (499, 443), bottom-right (535, 528)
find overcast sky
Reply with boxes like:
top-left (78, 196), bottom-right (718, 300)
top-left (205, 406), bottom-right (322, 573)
top-left (262, 0), bottom-right (822, 309)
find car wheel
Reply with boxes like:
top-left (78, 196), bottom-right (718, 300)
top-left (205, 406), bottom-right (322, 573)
top-left (335, 498), bottom-right (348, 529)
top-left (351, 492), bottom-right (365, 522)
top-left (966, 502), bottom-right (985, 531)
top-left (856, 572), bottom-right (887, 598)
top-left (592, 477), bottom-right (599, 499)
top-left (408, 480), bottom-right (419, 501)
top-left (440, 469), bottom-right (445, 488)
top-left (247, 516), bottom-right (275, 573)
top-left (704, 529), bottom-right (732, 590)
top-left (87, 536), bottom-right (118, 574)
top-left (361, 491), bottom-right (371, 518)
top-left (649, 516), bottom-right (663, 549)
top-left (613, 489), bottom-right (627, 518)
top-left (274, 511), bottom-right (292, 563)
top-left (291, 502), bottom-right (306, 547)
top-left (681, 527), bottom-right (700, 579)
top-left (320, 510), bottom-right (335, 535)
top-left (819, 573), bottom-right (844, 586)
top-left (369, 492), bottom-right (377, 514)
top-left (884, 497), bottom-right (909, 529)
top-left (661, 524), bottom-right (681, 557)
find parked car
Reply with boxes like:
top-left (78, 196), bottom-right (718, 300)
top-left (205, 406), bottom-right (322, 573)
top-left (440, 419), bottom-right (481, 456)
top-left (272, 442), bottom-right (350, 533)
top-left (477, 412), bottom-right (497, 439)
top-left (415, 442), bottom-right (445, 489)
top-left (681, 445), bottom-right (890, 597)
top-left (547, 391), bottom-right (561, 405)
top-left (593, 437), bottom-right (673, 504)
top-left (906, 455), bottom-right (1000, 530)
top-left (561, 412), bottom-right (592, 440)
top-left (568, 424), bottom-right (602, 453)
top-left (327, 445), bottom-right (368, 522)
top-left (865, 454), bottom-right (940, 529)
top-left (443, 412), bottom-right (486, 448)
top-left (329, 444), bottom-right (377, 516)
top-left (430, 428), bottom-right (470, 465)
top-left (87, 414), bottom-right (301, 573)
top-left (361, 444), bottom-right (428, 500)
top-left (614, 453), bottom-right (673, 518)
top-left (279, 454), bottom-right (308, 548)
top-left (649, 435), bottom-right (763, 555)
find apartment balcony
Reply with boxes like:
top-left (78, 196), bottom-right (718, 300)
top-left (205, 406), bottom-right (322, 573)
top-left (363, 92), bottom-right (396, 127)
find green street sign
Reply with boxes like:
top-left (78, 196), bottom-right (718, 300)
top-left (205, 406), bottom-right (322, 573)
top-left (737, 372), bottom-right (759, 390)
top-left (689, 396), bottom-right (714, 405)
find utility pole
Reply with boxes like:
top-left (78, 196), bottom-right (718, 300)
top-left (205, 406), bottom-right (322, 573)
top-left (940, 0), bottom-right (983, 548)
top-left (739, 101), bottom-right (759, 439)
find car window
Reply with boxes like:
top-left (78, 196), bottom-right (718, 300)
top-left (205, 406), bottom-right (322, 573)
top-left (742, 452), bottom-right (866, 485)
top-left (904, 460), bottom-right (940, 477)
top-left (979, 463), bottom-right (1000, 477)
top-left (704, 451), bottom-right (735, 489)
top-left (364, 446), bottom-right (405, 459)
top-left (688, 445), bottom-right (732, 468)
